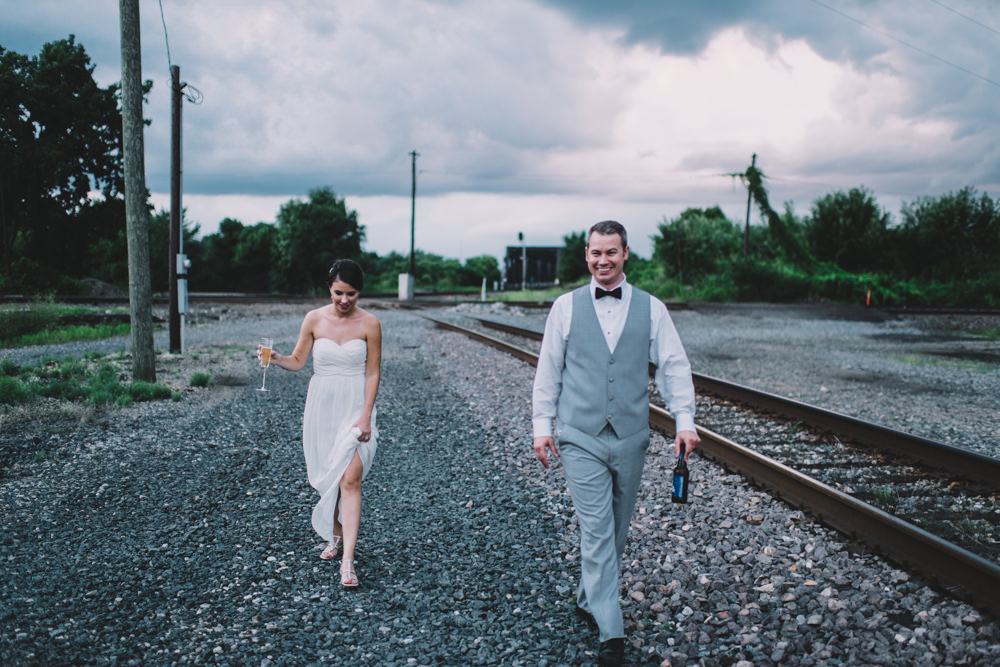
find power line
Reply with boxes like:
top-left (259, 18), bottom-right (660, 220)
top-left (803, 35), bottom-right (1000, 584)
top-left (927, 0), bottom-right (1000, 38)
top-left (158, 0), bottom-right (172, 71)
top-left (157, 0), bottom-right (203, 104)
top-left (808, 0), bottom-right (1000, 89)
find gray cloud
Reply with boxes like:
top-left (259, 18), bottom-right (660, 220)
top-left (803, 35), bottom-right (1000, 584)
top-left (3, 0), bottom-right (999, 258)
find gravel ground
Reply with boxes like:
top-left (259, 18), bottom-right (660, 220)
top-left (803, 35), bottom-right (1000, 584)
top-left (1, 301), bottom-right (998, 665)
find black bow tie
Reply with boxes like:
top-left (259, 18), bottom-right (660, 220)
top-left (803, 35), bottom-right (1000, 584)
top-left (595, 286), bottom-right (622, 300)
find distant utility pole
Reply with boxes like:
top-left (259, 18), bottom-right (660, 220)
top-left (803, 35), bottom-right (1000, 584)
top-left (119, 0), bottom-right (156, 381)
top-left (169, 64), bottom-right (184, 354)
top-left (519, 231), bottom-right (526, 289)
top-left (410, 150), bottom-right (419, 277)
top-left (743, 153), bottom-right (756, 259)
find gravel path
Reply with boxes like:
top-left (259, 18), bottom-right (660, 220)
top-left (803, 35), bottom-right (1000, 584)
top-left (1, 304), bottom-right (998, 665)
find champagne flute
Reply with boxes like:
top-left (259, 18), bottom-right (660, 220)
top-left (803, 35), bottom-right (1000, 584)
top-left (257, 337), bottom-right (273, 392)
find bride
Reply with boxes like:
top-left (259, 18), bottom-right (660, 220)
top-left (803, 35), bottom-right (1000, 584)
top-left (262, 259), bottom-right (381, 587)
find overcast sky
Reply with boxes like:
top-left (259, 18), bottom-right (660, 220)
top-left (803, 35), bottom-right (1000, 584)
top-left (4, 0), bottom-right (999, 261)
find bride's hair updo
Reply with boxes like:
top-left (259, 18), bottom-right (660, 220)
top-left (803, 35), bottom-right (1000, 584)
top-left (327, 259), bottom-right (365, 291)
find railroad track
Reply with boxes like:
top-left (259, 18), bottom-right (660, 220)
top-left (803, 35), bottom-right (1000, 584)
top-left (423, 314), bottom-right (1000, 620)
top-left (469, 317), bottom-right (1000, 487)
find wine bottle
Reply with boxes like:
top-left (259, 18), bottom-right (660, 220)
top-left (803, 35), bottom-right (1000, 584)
top-left (671, 452), bottom-right (689, 503)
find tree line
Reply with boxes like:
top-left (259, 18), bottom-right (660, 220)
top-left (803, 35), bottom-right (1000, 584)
top-left (555, 165), bottom-right (1000, 307)
top-left (632, 177), bottom-right (1000, 306)
top-left (3, 37), bottom-right (998, 305)
top-left (0, 37), bottom-right (500, 297)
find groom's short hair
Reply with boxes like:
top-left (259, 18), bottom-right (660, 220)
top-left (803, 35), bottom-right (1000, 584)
top-left (588, 220), bottom-right (627, 248)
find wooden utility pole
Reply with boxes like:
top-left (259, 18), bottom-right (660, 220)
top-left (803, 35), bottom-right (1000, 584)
top-left (743, 153), bottom-right (756, 259)
top-left (119, 0), bottom-right (156, 381)
top-left (409, 150), bottom-right (419, 277)
top-left (169, 65), bottom-right (183, 353)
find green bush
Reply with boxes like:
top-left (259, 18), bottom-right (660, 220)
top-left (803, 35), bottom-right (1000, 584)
top-left (731, 260), bottom-right (810, 302)
top-left (88, 389), bottom-right (116, 407)
top-left (129, 381), bottom-right (175, 402)
top-left (38, 378), bottom-right (86, 401)
top-left (0, 376), bottom-right (32, 404)
top-left (190, 372), bottom-right (213, 387)
top-left (1, 359), bottom-right (19, 376)
top-left (0, 357), bottom-right (178, 407)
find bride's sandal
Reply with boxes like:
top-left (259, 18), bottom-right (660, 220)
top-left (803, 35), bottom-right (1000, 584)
top-left (340, 559), bottom-right (359, 587)
top-left (320, 535), bottom-right (342, 560)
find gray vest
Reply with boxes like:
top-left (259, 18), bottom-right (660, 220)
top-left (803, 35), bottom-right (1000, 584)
top-left (557, 285), bottom-right (651, 438)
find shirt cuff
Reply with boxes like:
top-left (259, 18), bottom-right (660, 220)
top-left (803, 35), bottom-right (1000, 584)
top-left (674, 412), bottom-right (696, 434)
top-left (532, 418), bottom-right (553, 439)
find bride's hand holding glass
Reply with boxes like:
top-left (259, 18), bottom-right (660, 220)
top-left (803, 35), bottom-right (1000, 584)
top-left (256, 337), bottom-right (274, 392)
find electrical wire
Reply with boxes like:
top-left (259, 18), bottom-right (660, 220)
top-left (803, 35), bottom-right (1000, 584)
top-left (808, 0), bottom-right (1000, 89)
top-left (927, 0), bottom-right (1000, 38)
top-left (158, 0), bottom-right (172, 71)
top-left (158, 0), bottom-right (203, 104)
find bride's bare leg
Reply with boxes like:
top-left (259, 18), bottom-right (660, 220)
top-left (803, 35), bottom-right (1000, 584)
top-left (333, 500), bottom-right (342, 539)
top-left (339, 450), bottom-right (364, 563)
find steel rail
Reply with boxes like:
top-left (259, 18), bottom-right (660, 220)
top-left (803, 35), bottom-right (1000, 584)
top-left (471, 317), bottom-right (1000, 487)
top-left (427, 315), bottom-right (1000, 619)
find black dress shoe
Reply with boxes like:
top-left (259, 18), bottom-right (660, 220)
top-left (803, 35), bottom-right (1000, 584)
top-left (574, 604), bottom-right (597, 630)
top-left (598, 637), bottom-right (624, 666)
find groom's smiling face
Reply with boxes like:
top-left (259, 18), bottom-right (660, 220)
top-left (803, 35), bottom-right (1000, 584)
top-left (585, 231), bottom-right (629, 288)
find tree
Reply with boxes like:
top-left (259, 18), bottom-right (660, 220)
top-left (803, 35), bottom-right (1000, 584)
top-left (558, 230), bottom-right (588, 284)
top-left (462, 255), bottom-right (501, 287)
top-left (806, 187), bottom-right (889, 272)
top-left (730, 157), bottom-right (811, 265)
top-left (148, 208), bottom-right (200, 293)
top-left (233, 222), bottom-right (278, 292)
top-left (653, 207), bottom-right (740, 283)
top-left (198, 217), bottom-right (245, 291)
top-left (896, 187), bottom-right (1000, 281)
top-left (0, 37), bottom-right (127, 283)
top-left (273, 187), bottom-right (365, 294)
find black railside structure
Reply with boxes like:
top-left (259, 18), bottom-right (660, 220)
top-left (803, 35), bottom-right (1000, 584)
top-left (427, 315), bottom-right (1000, 620)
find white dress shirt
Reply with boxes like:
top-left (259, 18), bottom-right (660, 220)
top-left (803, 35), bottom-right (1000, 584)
top-left (532, 276), bottom-right (696, 438)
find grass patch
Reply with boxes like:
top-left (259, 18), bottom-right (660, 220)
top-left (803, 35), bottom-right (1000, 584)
top-left (489, 284), bottom-right (580, 302)
top-left (0, 355), bottom-right (180, 407)
top-left (189, 372), bottom-right (213, 387)
top-left (1, 299), bottom-right (133, 348)
top-left (871, 486), bottom-right (898, 508)
top-left (968, 327), bottom-right (1000, 341)
top-left (0, 299), bottom-right (62, 342)
top-left (16, 322), bottom-right (131, 347)
top-left (892, 354), bottom-right (995, 373)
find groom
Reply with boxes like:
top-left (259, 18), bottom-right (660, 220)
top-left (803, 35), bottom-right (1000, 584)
top-left (532, 220), bottom-right (699, 666)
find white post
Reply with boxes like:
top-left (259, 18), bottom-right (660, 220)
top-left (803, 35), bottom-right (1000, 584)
top-left (398, 273), bottom-right (415, 301)
top-left (480, 276), bottom-right (487, 302)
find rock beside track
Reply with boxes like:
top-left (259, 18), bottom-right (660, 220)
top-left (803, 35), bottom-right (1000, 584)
top-left (0, 305), bottom-right (997, 665)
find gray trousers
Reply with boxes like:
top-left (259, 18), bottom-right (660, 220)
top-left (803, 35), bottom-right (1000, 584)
top-left (557, 422), bottom-right (648, 641)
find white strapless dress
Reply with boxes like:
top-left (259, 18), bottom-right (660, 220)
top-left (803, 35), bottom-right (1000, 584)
top-left (302, 338), bottom-right (378, 542)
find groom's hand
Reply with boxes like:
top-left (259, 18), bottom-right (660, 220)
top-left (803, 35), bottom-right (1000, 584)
top-left (533, 436), bottom-right (559, 468)
top-left (675, 429), bottom-right (700, 460)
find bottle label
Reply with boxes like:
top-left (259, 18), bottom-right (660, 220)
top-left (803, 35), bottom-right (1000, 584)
top-left (672, 473), bottom-right (686, 500)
